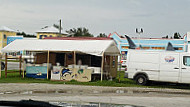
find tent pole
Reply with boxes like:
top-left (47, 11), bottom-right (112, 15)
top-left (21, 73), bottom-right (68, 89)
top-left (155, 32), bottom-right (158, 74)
top-left (101, 52), bottom-right (104, 81)
top-left (47, 50), bottom-right (50, 79)
top-left (0, 53), bottom-right (1, 78)
top-left (19, 54), bottom-right (22, 76)
top-left (22, 51), bottom-right (25, 78)
top-left (119, 54), bottom-right (122, 82)
top-left (5, 53), bottom-right (7, 78)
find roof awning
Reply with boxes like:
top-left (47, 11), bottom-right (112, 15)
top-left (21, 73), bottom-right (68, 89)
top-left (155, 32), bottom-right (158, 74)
top-left (1, 39), bottom-right (120, 56)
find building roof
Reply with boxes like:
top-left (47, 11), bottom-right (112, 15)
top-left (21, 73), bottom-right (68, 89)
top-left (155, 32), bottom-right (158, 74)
top-left (109, 32), bottom-right (185, 40)
top-left (0, 26), bottom-right (16, 32)
top-left (44, 37), bottom-right (112, 40)
top-left (1, 39), bottom-right (120, 56)
top-left (36, 26), bottom-right (68, 35)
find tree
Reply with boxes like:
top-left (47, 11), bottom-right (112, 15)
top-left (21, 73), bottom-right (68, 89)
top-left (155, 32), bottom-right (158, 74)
top-left (53, 24), bottom-right (62, 30)
top-left (17, 32), bottom-right (36, 38)
top-left (66, 27), bottom-right (93, 37)
top-left (97, 33), bottom-right (107, 37)
top-left (41, 26), bottom-right (48, 29)
top-left (174, 32), bottom-right (181, 39)
top-left (162, 35), bottom-right (168, 39)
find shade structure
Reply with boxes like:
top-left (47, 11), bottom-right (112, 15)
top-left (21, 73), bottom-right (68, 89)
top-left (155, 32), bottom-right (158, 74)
top-left (1, 39), bottom-right (120, 56)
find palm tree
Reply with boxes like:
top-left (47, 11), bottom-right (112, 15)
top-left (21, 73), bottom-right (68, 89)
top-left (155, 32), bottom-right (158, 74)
top-left (66, 27), bottom-right (93, 37)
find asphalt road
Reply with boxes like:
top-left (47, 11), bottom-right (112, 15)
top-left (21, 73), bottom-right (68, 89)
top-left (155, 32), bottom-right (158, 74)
top-left (0, 83), bottom-right (190, 107)
top-left (6, 62), bottom-right (20, 70)
top-left (2, 63), bottom-right (190, 106)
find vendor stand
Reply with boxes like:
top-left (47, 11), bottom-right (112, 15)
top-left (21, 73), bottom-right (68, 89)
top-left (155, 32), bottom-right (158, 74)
top-left (1, 39), bottom-right (120, 82)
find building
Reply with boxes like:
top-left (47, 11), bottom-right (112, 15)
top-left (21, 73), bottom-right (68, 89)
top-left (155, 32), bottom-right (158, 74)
top-left (109, 32), bottom-right (189, 65)
top-left (0, 26), bottom-right (17, 50)
top-left (36, 26), bottom-right (68, 39)
top-left (7, 36), bottom-right (23, 45)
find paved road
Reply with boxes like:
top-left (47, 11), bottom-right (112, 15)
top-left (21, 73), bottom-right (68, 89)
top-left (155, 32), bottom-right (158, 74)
top-left (2, 63), bottom-right (190, 106)
top-left (2, 62), bottom-right (22, 70)
top-left (0, 83), bottom-right (190, 107)
top-left (6, 62), bottom-right (20, 70)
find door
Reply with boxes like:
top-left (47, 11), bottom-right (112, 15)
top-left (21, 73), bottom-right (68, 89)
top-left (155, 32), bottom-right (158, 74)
top-left (180, 54), bottom-right (190, 83)
top-left (159, 53), bottom-right (180, 82)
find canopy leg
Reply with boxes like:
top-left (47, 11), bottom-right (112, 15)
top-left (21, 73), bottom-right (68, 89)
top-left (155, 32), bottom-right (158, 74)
top-left (101, 52), bottom-right (104, 81)
top-left (5, 53), bottom-right (7, 78)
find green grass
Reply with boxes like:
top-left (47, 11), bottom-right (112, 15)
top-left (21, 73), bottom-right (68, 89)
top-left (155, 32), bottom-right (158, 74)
top-left (0, 70), bottom-right (190, 90)
top-left (1, 59), bottom-right (20, 62)
top-left (0, 70), bottom-right (138, 86)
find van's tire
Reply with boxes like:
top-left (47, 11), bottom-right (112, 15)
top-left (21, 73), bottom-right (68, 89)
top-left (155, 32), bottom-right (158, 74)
top-left (135, 75), bottom-right (148, 85)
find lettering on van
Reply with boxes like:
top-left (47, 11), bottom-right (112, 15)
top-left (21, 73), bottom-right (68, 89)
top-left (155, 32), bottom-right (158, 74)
top-left (165, 56), bottom-right (175, 63)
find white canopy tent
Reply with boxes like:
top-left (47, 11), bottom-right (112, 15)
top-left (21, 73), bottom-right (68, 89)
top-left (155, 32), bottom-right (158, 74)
top-left (1, 39), bottom-right (120, 56)
top-left (1, 39), bottom-right (120, 80)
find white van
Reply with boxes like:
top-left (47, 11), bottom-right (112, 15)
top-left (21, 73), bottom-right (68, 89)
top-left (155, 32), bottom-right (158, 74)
top-left (126, 49), bottom-right (190, 85)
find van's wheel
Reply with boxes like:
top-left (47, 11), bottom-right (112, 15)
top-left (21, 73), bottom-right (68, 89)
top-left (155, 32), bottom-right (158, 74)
top-left (135, 75), bottom-right (148, 85)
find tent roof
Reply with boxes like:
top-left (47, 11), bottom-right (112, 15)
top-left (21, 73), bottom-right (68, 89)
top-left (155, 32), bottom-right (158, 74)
top-left (1, 39), bottom-right (120, 56)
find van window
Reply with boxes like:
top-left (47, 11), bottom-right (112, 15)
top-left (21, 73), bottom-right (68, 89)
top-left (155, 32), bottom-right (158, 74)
top-left (183, 56), bottom-right (190, 66)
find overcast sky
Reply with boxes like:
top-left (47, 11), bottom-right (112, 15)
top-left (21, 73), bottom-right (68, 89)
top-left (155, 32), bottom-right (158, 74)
top-left (0, 0), bottom-right (190, 38)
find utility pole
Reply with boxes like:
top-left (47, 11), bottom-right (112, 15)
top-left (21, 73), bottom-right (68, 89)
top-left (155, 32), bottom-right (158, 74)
top-left (59, 19), bottom-right (62, 37)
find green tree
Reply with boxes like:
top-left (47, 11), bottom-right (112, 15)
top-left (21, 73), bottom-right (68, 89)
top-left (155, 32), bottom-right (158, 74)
top-left (53, 24), bottom-right (62, 30)
top-left (66, 27), bottom-right (93, 37)
top-left (41, 26), bottom-right (48, 29)
top-left (174, 32), bottom-right (181, 39)
top-left (17, 32), bottom-right (36, 38)
top-left (97, 33), bottom-right (107, 37)
top-left (162, 35), bottom-right (168, 39)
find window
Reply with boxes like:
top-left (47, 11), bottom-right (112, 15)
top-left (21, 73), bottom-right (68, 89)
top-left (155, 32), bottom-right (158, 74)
top-left (121, 46), bottom-right (129, 49)
top-left (17, 52), bottom-right (21, 55)
top-left (4, 34), bottom-right (6, 39)
top-left (26, 51), bottom-right (31, 55)
top-left (8, 52), bottom-right (14, 56)
top-left (39, 35), bottom-right (43, 39)
top-left (121, 51), bottom-right (127, 60)
top-left (112, 56), bottom-right (116, 67)
top-left (174, 47), bottom-right (183, 50)
top-left (39, 35), bottom-right (47, 39)
top-left (142, 47), bottom-right (150, 49)
top-left (183, 56), bottom-right (190, 66)
top-left (151, 47), bottom-right (165, 50)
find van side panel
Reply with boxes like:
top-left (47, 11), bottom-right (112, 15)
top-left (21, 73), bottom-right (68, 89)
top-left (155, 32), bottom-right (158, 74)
top-left (159, 52), bottom-right (180, 82)
top-left (129, 52), bottom-right (159, 63)
top-left (127, 50), bottom-right (159, 80)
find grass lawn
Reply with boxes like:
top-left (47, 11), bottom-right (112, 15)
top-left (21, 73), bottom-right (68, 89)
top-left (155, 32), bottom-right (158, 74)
top-left (1, 59), bottom-right (20, 62)
top-left (0, 70), bottom-right (190, 90)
